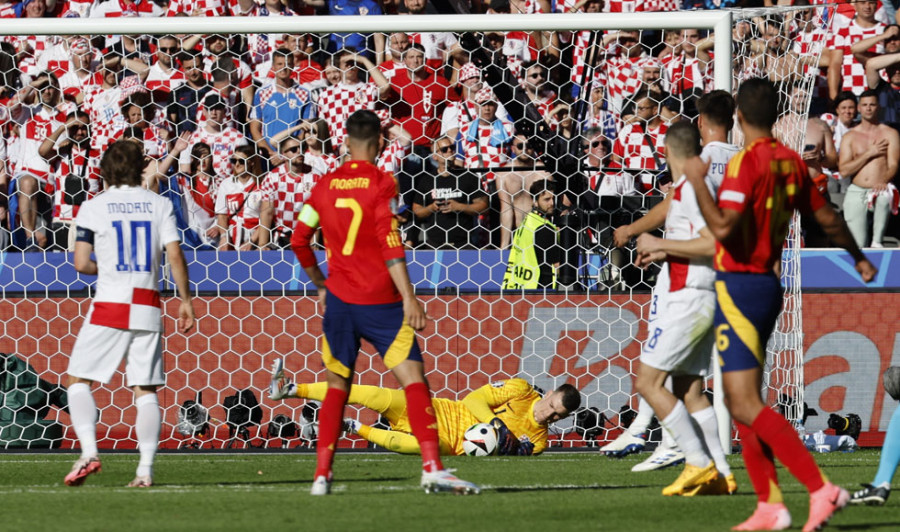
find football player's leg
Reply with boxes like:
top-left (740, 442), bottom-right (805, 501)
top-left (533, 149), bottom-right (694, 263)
top-left (679, 374), bottom-right (733, 480)
top-left (872, 402), bottom-right (900, 489)
top-left (637, 366), bottom-right (710, 469)
top-left (126, 331), bottom-right (165, 486)
top-left (355, 423), bottom-right (422, 454)
top-left (296, 382), bottom-right (407, 424)
top-left (313, 293), bottom-right (359, 492)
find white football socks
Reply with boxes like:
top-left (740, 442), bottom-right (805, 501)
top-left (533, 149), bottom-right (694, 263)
top-left (629, 396), bottom-right (655, 436)
top-left (67, 382), bottom-right (98, 459)
top-left (661, 401), bottom-right (710, 468)
top-left (135, 393), bottom-right (160, 478)
top-left (692, 406), bottom-right (731, 477)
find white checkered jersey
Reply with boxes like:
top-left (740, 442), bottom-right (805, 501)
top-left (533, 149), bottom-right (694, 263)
top-left (215, 177), bottom-right (265, 247)
top-left (827, 18), bottom-right (885, 95)
top-left (260, 165), bottom-right (318, 233)
top-left (75, 186), bottom-right (180, 331)
top-left (179, 126), bottom-right (248, 181)
top-left (317, 81), bottom-right (379, 146)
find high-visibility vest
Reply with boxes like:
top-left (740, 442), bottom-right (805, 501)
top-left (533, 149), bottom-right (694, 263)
top-left (502, 211), bottom-right (557, 289)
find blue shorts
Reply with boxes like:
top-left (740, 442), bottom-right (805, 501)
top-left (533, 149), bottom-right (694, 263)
top-left (321, 290), bottom-right (423, 378)
top-left (713, 272), bottom-right (783, 373)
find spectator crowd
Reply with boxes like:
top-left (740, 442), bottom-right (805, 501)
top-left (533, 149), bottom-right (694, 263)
top-left (0, 0), bottom-right (898, 270)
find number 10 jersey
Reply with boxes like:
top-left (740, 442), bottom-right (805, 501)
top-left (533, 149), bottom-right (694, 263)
top-left (75, 185), bottom-right (181, 331)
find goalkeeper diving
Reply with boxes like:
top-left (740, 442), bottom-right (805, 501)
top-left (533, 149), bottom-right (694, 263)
top-left (268, 359), bottom-right (581, 455)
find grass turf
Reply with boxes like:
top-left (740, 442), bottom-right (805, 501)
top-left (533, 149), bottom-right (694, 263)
top-left (1, 450), bottom-right (898, 531)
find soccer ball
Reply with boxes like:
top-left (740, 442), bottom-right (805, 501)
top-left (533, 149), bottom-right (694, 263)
top-left (462, 423), bottom-right (499, 456)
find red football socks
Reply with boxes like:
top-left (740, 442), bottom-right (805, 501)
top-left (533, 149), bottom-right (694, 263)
top-left (736, 421), bottom-right (781, 503)
top-left (751, 407), bottom-right (826, 494)
top-left (314, 387), bottom-right (348, 480)
top-left (404, 382), bottom-right (443, 473)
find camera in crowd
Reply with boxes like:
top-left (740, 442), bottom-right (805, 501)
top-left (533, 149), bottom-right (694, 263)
top-left (827, 413), bottom-right (862, 441)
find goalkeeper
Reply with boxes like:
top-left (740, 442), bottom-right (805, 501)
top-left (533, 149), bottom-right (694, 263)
top-left (268, 359), bottom-right (580, 456)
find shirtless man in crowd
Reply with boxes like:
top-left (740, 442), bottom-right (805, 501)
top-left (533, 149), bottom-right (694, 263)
top-left (838, 90), bottom-right (899, 248)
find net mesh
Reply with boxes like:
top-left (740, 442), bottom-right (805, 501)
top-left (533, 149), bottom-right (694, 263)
top-left (0, 5), bottom-right (829, 449)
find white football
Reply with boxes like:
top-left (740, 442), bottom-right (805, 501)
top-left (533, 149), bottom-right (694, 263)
top-left (462, 423), bottom-right (499, 456)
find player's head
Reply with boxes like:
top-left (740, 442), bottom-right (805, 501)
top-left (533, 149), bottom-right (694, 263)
top-left (858, 89), bottom-right (880, 123)
top-left (663, 120), bottom-right (701, 165)
top-left (101, 139), bottom-right (144, 188)
top-left (346, 110), bottom-right (382, 160)
top-left (530, 179), bottom-right (555, 216)
top-left (735, 77), bottom-right (778, 130)
top-left (534, 383), bottom-right (582, 424)
top-left (696, 90), bottom-right (735, 132)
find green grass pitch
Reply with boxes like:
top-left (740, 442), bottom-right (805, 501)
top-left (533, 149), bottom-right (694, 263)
top-left (1, 450), bottom-right (898, 531)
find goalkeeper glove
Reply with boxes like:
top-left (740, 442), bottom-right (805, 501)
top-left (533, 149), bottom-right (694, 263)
top-left (491, 417), bottom-right (520, 455)
top-left (516, 439), bottom-right (535, 456)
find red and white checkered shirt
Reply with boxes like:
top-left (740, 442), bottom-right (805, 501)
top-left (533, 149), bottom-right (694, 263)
top-left (441, 99), bottom-right (480, 136)
top-left (145, 63), bottom-right (185, 95)
top-left (166, 0), bottom-right (244, 16)
top-left (661, 54), bottom-right (708, 96)
top-left (52, 145), bottom-right (101, 221)
top-left (6, 35), bottom-right (58, 79)
top-left (215, 177), bottom-right (264, 247)
top-left (261, 164), bottom-right (318, 234)
top-left (635, 0), bottom-right (680, 11)
top-left (304, 151), bottom-right (338, 177)
top-left (462, 119), bottom-right (514, 183)
top-left (502, 31), bottom-right (538, 79)
top-left (604, 0), bottom-right (638, 12)
top-left (0, 2), bottom-right (16, 17)
top-left (89, 0), bottom-right (163, 17)
top-left (82, 83), bottom-right (127, 151)
top-left (827, 18), bottom-right (885, 95)
top-left (317, 81), bottom-right (379, 147)
top-left (17, 106), bottom-right (69, 183)
top-left (180, 126), bottom-right (248, 181)
top-left (377, 139), bottom-right (410, 175)
top-left (603, 54), bottom-right (646, 115)
top-left (612, 121), bottom-right (667, 172)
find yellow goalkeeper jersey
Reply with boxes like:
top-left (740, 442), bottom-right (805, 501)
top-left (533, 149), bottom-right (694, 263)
top-left (441, 379), bottom-right (547, 455)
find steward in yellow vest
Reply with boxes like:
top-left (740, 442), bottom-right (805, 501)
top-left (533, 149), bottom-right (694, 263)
top-left (502, 182), bottom-right (559, 289)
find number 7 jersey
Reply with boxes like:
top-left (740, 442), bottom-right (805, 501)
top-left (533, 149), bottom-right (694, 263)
top-left (292, 160), bottom-right (406, 305)
top-left (75, 185), bottom-right (181, 331)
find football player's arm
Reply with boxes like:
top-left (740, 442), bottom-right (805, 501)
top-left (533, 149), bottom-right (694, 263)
top-left (683, 158), bottom-right (741, 242)
top-left (636, 226), bottom-right (715, 260)
top-left (613, 190), bottom-right (672, 247)
top-left (73, 238), bottom-right (97, 275)
top-left (292, 203), bottom-right (326, 290)
top-left (166, 240), bottom-right (196, 334)
top-left (461, 385), bottom-right (502, 423)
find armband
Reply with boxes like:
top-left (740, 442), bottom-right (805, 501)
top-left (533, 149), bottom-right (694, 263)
top-left (75, 227), bottom-right (94, 244)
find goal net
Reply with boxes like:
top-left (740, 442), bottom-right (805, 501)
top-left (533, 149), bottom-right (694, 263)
top-left (0, 6), bottom-right (827, 450)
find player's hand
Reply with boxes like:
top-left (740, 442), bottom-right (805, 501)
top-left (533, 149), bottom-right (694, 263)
top-left (635, 233), bottom-right (662, 255)
top-left (516, 439), bottom-right (535, 456)
top-left (177, 300), bottom-right (196, 334)
top-left (612, 225), bottom-right (633, 248)
top-left (856, 259), bottom-right (877, 283)
top-left (403, 297), bottom-right (429, 331)
top-left (491, 417), bottom-right (520, 455)
top-left (634, 249), bottom-right (665, 268)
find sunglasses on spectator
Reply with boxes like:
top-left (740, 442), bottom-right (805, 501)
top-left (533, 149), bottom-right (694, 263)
top-left (528, 73), bottom-right (544, 79)
top-left (230, 158), bottom-right (248, 165)
top-left (515, 142), bottom-right (526, 149)
top-left (282, 146), bottom-right (301, 154)
top-left (437, 145), bottom-right (454, 153)
top-left (158, 47), bottom-right (179, 53)
top-left (583, 140), bottom-right (603, 150)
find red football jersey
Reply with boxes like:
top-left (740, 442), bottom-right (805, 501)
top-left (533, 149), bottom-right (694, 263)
top-left (291, 160), bottom-right (405, 305)
top-left (386, 68), bottom-right (453, 146)
top-left (715, 138), bottom-right (826, 273)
